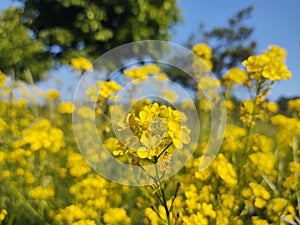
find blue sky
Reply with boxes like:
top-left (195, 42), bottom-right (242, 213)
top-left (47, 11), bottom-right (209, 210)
top-left (1, 0), bottom-right (299, 101)
top-left (172, 0), bottom-right (300, 100)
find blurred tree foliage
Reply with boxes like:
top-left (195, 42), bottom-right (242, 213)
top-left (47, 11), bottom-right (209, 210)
top-left (0, 7), bottom-right (53, 82)
top-left (203, 6), bottom-right (256, 78)
top-left (173, 6), bottom-right (256, 86)
top-left (0, 0), bottom-right (181, 82)
top-left (18, 0), bottom-right (181, 63)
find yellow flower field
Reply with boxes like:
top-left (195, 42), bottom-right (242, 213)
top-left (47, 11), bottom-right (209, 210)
top-left (0, 43), bottom-right (300, 225)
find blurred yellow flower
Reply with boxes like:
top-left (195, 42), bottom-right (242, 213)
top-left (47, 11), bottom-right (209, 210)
top-left (46, 89), bottom-right (61, 101)
top-left (72, 220), bottom-right (96, 225)
top-left (225, 100), bottom-right (235, 112)
top-left (67, 152), bottom-right (91, 178)
top-left (12, 119), bottom-right (65, 153)
top-left (252, 216), bottom-right (269, 225)
top-left (264, 102), bottom-right (279, 113)
top-left (71, 57), bottom-right (93, 71)
top-left (28, 185), bottom-right (55, 200)
top-left (162, 89), bottom-right (177, 103)
top-left (123, 64), bottom-right (160, 84)
top-left (270, 198), bottom-right (288, 212)
top-left (192, 43), bottom-right (213, 70)
top-left (223, 67), bottom-right (248, 85)
top-left (0, 71), bottom-right (8, 87)
top-left (212, 154), bottom-right (237, 187)
top-left (288, 98), bottom-right (300, 114)
top-left (249, 182), bottom-right (270, 201)
top-left (0, 151), bottom-right (5, 165)
top-left (0, 209), bottom-right (7, 222)
top-left (193, 43), bottom-right (212, 59)
top-left (103, 208), bottom-right (131, 225)
top-left (58, 102), bottom-right (74, 114)
top-left (86, 80), bottom-right (121, 101)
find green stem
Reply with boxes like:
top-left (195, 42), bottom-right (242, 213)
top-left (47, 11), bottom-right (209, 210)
top-left (155, 142), bottom-right (173, 163)
top-left (150, 205), bottom-right (166, 222)
top-left (169, 183), bottom-right (180, 218)
top-left (292, 135), bottom-right (300, 218)
top-left (7, 183), bottom-right (48, 224)
top-left (155, 164), bottom-right (171, 225)
top-left (7, 213), bottom-right (16, 225)
top-left (239, 80), bottom-right (264, 186)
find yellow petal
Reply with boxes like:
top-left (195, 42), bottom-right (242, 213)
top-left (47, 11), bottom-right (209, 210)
top-left (137, 148), bottom-right (149, 159)
top-left (168, 120), bottom-right (179, 131)
top-left (181, 126), bottom-right (191, 144)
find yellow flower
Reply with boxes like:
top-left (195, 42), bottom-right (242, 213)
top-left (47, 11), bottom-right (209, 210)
top-left (254, 197), bottom-right (267, 209)
top-left (0, 209), bottom-right (7, 222)
top-left (240, 99), bottom-right (255, 114)
top-left (249, 182), bottom-right (270, 200)
top-left (28, 186), bottom-right (55, 200)
top-left (225, 100), bottom-right (235, 112)
top-left (0, 71), bottom-right (8, 87)
top-left (162, 89), bottom-right (177, 103)
top-left (193, 43), bottom-right (212, 59)
top-left (123, 64), bottom-right (160, 84)
top-left (197, 76), bottom-right (221, 90)
top-left (116, 102), bottom-right (191, 161)
top-left (0, 151), bottom-right (5, 165)
top-left (212, 154), bottom-right (237, 187)
top-left (24, 171), bottom-right (35, 184)
top-left (55, 204), bottom-right (87, 224)
top-left (192, 43), bottom-right (213, 75)
top-left (169, 125), bottom-right (191, 149)
top-left (97, 80), bottom-right (121, 99)
top-left (181, 99), bottom-right (195, 109)
top-left (216, 210), bottom-right (230, 225)
top-left (183, 212), bottom-right (209, 225)
top-left (58, 102), bottom-right (74, 114)
top-left (252, 216), bottom-right (269, 225)
top-left (290, 162), bottom-right (300, 174)
top-left (0, 170), bottom-right (10, 179)
top-left (242, 187), bottom-right (252, 199)
top-left (192, 43), bottom-right (213, 71)
top-left (249, 152), bottom-right (274, 175)
top-left (145, 207), bottom-right (160, 225)
top-left (252, 134), bottom-right (274, 152)
top-left (124, 66), bottom-right (147, 80)
top-left (67, 152), bottom-right (91, 178)
top-left (271, 198), bottom-right (288, 212)
top-left (202, 202), bottom-right (216, 218)
top-left (195, 170), bottom-right (211, 181)
top-left (222, 124), bottom-right (246, 152)
top-left (143, 64), bottom-right (160, 74)
top-left (221, 194), bottom-right (235, 209)
top-left (76, 106), bottom-right (95, 119)
top-left (12, 119), bottom-right (64, 153)
top-left (46, 89), bottom-right (61, 101)
top-left (240, 99), bottom-right (257, 127)
top-left (264, 102), bottom-right (279, 113)
top-left (69, 175), bottom-right (108, 210)
top-left (223, 67), bottom-right (248, 85)
top-left (86, 80), bottom-right (121, 101)
top-left (71, 57), bottom-right (93, 71)
top-left (288, 98), bottom-right (300, 114)
top-left (154, 72), bottom-right (168, 81)
top-left (72, 220), bottom-right (96, 225)
top-left (0, 118), bottom-right (8, 135)
top-left (103, 208), bottom-right (131, 225)
top-left (242, 45), bottom-right (291, 81)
